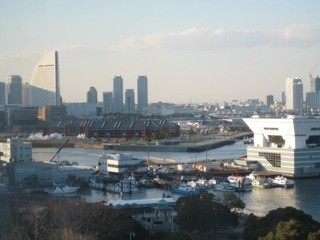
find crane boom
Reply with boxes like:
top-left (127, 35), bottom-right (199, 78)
top-left (50, 138), bottom-right (70, 162)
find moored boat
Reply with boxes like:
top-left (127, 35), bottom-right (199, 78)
top-left (246, 172), bottom-right (258, 181)
top-left (252, 178), bottom-right (271, 189)
top-left (214, 183), bottom-right (235, 192)
top-left (171, 184), bottom-right (200, 195)
top-left (45, 184), bottom-right (80, 194)
top-left (208, 177), bottom-right (217, 186)
top-left (105, 183), bottom-right (131, 194)
top-left (269, 176), bottom-right (294, 189)
top-left (89, 179), bottom-right (105, 190)
top-left (138, 179), bottom-right (155, 188)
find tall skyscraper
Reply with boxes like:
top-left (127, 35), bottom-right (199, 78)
top-left (137, 75), bottom-right (148, 112)
top-left (310, 75), bottom-right (320, 93)
top-left (7, 75), bottom-right (22, 104)
top-left (286, 78), bottom-right (303, 113)
top-left (0, 82), bottom-right (6, 105)
top-left (103, 92), bottom-right (113, 113)
top-left (87, 86), bottom-right (98, 104)
top-left (306, 92), bottom-right (320, 110)
top-left (113, 76), bottom-right (123, 113)
top-left (281, 91), bottom-right (286, 104)
top-left (265, 94), bottom-right (274, 108)
top-left (125, 89), bottom-right (135, 114)
top-left (30, 51), bottom-right (61, 106)
top-left (22, 83), bottom-right (30, 106)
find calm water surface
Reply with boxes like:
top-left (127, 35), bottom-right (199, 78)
top-left (32, 142), bottom-right (320, 221)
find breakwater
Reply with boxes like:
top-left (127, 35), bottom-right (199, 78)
top-left (106, 139), bottom-right (237, 152)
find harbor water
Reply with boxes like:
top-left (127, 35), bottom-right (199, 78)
top-left (32, 141), bottom-right (320, 221)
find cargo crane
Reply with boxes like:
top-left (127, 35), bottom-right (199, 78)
top-left (49, 138), bottom-right (70, 163)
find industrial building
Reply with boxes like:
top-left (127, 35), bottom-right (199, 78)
top-left (44, 119), bottom-right (180, 139)
top-left (244, 115), bottom-right (320, 178)
top-left (7, 161), bottom-right (94, 187)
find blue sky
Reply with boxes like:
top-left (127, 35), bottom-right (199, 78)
top-left (1, 0), bottom-right (320, 103)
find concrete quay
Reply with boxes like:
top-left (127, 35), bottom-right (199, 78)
top-left (106, 132), bottom-right (252, 153)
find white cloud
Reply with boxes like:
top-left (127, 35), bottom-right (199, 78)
top-left (108, 25), bottom-right (320, 52)
top-left (0, 44), bottom-right (85, 63)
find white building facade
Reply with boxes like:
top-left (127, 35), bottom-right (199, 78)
top-left (30, 51), bottom-right (61, 106)
top-left (286, 78), bottom-right (303, 113)
top-left (0, 138), bottom-right (32, 163)
top-left (244, 115), bottom-right (320, 178)
top-left (98, 153), bottom-right (146, 175)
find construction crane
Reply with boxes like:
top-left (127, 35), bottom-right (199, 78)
top-left (309, 64), bottom-right (317, 79)
top-left (49, 138), bottom-right (70, 162)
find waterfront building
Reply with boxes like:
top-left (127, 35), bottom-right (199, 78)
top-left (244, 115), bottom-right (320, 178)
top-left (98, 153), bottom-right (146, 175)
top-left (137, 75), bottom-right (148, 113)
top-left (30, 51), bottom-right (61, 106)
top-left (103, 92), bottom-right (113, 114)
top-left (87, 86), bottom-right (98, 104)
top-left (0, 138), bottom-right (32, 163)
top-left (7, 75), bottom-right (22, 105)
top-left (38, 105), bottom-right (68, 123)
top-left (7, 161), bottom-right (94, 187)
top-left (113, 76), bottom-right (123, 113)
top-left (125, 89), bottom-right (135, 114)
top-left (0, 82), bottom-right (6, 105)
top-left (265, 95), bottom-right (274, 108)
top-left (310, 75), bottom-right (320, 93)
top-left (286, 78), bottom-right (303, 113)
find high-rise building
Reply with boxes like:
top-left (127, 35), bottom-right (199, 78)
top-left (7, 75), bottom-right (22, 104)
top-left (281, 91), bottom-right (286, 104)
top-left (137, 75), bottom-right (148, 112)
top-left (306, 92), bottom-right (320, 110)
top-left (286, 78), bottom-right (303, 113)
top-left (0, 82), bottom-right (6, 105)
top-left (310, 75), bottom-right (320, 93)
top-left (113, 76), bottom-right (123, 113)
top-left (265, 94), bottom-right (274, 108)
top-left (103, 92), bottom-right (113, 114)
top-left (30, 51), bottom-right (61, 106)
top-left (87, 86), bottom-right (98, 104)
top-left (22, 83), bottom-right (30, 106)
top-left (125, 89), bottom-right (135, 114)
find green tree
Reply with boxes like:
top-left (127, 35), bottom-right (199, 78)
top-left (220, 192), bottom-right (245, 210)
top-left (243, 207), bottom-right (320, 240)
top-left (7, 199), bottom-right (149, 240)
top-left (309, 230), bottom-right (320, 240)
top-left (275, 219), bottom-right (307, 240)
top-left (175, 193), bottom-right (238, 235)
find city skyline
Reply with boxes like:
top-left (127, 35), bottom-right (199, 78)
top-left (1, 1), bottom-right (320, 103)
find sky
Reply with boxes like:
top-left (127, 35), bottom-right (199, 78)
top-left (0, 0), bottom-right (320, 104)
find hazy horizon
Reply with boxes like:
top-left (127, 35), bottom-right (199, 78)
top-left (1, 0), bottom-right (320, 104)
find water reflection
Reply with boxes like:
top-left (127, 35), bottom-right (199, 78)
top-left (32, 144), bottom-right (320, 221)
